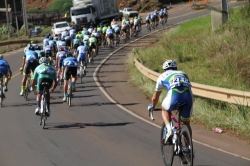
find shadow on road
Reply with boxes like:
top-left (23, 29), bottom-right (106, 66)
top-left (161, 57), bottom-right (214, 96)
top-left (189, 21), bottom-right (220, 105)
top-left (44, 122), bottom-right (134, 130)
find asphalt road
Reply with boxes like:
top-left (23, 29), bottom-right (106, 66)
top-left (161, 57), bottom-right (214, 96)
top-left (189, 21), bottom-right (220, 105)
top-left (1, 1), bottom-right (250, 166)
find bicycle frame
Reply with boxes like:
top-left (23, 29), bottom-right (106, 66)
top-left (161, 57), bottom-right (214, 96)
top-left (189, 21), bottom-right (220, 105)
top-left (0, 75), bottom-right (4, 107)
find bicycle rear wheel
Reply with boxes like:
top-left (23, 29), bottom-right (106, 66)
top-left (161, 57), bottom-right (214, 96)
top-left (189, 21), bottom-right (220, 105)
top-left (0, 83), bottom-right (3, 107)
top-left (178, 125), bottom-right (193, 166)
top-left (67, 85), bottom-right (72, 107)
top-left (161, 122), bottom-right (174, 166)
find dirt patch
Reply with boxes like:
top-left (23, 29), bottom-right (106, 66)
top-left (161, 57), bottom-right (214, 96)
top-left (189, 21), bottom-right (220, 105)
top-left (26, 0), bottom-right (54, 10)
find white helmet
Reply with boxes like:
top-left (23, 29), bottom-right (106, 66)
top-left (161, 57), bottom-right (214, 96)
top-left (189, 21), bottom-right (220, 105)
top-left (162, 60), bottom-right (177, 70)
top-left (0, 54), bottom-right (3, 60)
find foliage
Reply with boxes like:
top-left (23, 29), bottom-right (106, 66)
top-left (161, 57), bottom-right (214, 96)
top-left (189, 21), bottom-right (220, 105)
top-left (48, 0), bottom-right (73, 14)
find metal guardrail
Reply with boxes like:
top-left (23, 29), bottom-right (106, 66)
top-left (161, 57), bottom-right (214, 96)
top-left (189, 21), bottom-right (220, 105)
top-left (134, 59), bottom-right (250, 106)
top-left (0, 40), bottom-right (32, 46)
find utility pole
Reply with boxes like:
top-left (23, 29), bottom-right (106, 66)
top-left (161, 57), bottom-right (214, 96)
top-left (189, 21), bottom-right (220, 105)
top-left (4, 0), bottom-right (10, 40)
top-left (22, 0), bottom-right (29, 37)
top-left (13, 0), bottom-right (20, 39)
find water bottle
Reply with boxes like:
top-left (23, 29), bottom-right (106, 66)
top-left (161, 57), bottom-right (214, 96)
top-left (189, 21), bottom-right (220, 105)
top-left (212, 127), bottom-right (225, 133)
top-left (147, 104), bottom-right (153, 111)
top-left (172, 127), bottom-right (177, 144)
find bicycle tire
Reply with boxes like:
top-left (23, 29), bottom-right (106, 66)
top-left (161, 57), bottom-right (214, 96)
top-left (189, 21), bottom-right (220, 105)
top-left (0, 82), bottom-right (3, 107)
top-left (67, 84), bottom-right (72, 107)
top-left (178, 125), bottom-right (193, 166)
top-left (90, 58), bottom-right (94, 65)
top-left (161, 122), bottom-right (174, 166)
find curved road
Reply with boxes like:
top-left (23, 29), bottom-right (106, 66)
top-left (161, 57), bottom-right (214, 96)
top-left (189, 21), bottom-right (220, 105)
top-left (1, 1), bottom-right (250, 166)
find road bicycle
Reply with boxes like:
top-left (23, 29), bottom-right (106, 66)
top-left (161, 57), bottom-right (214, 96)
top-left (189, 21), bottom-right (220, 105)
top-left (148, 103), bottom-right (194, 166)
top-left (79, 60), bottom-right (87, 84)
top-left (0, 73), bottom-right (5, 107)
top-left (24, 73), bottom-right (31, 101)
top-left (40, 82), bottom-right (50, 129)
top-left (67, 79), bottom-right (73, 107)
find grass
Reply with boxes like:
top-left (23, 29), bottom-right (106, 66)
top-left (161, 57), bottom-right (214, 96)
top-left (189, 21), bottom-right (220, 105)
top-left (127, 4), bottom-right (250, 142)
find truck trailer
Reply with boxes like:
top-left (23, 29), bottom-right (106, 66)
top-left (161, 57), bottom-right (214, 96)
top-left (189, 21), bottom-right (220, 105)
top-left (71, 0), bottom-right (122, 31)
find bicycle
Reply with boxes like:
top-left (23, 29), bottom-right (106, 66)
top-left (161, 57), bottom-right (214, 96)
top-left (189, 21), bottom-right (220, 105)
top-left (24, 73), bottom-right (31, 101)
top-left (0, 73), bottom-right (5, 107)
top-left (79, 59), bottom-right (87, 84)
top-left (39, 82), bottom-right (50, 129)
top-left (148, 103), bottom-right (194, 166)
top-left (67, 79), bottom-right (73, 107)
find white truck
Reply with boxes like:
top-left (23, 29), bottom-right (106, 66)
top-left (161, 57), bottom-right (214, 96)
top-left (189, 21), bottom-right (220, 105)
top-left (71, 0), bottom-right (122, 31)
top-left (119, 7), bottom-right (139, 18)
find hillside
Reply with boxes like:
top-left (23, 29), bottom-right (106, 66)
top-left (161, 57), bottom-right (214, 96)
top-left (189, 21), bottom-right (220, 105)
top-left (25, 0), bottom-right (168, 13)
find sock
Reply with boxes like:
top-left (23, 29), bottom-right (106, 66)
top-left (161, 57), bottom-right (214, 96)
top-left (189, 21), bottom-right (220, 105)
top-left (165, 123), bottom-right (171, 133)
top-left (37, 101), bottom-right (40, 108)
top-left (21, 86), bottom-right (25, 92)
top-left (46, 102), bottom-right (50, 110)
top-left (64, 93), bottom-right (67, 98)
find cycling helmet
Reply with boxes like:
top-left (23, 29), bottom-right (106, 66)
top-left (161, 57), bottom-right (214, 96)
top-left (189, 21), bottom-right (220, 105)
top-left (39, 57), bottom-right (48, 64)
top-left (40, 51), bottom-right (45, 57)
top-left (91, 34), bottom-right (94, 37)
top-left (30, 40), bottom-right (35, 44)
top-left (0, 54), bottom-right (4, 60)
top-left (49, 36), bottom-right (53, 40)
top-left (28, 46), bottom-right (35, 51)
top-left (67, 52), bottom-right (73, 57)
top-left (162, 60), bottom-right (177, 70)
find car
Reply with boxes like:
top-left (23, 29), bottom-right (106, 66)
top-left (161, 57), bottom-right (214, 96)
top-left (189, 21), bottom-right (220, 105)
top-left (51, 21), bottom-right (71, 35)
top-left (119, 7), bottom-right (139, 18)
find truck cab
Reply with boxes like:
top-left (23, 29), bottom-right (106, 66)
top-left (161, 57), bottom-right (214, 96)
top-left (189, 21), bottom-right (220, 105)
top-left (70, 4), bottom-right (96, 31)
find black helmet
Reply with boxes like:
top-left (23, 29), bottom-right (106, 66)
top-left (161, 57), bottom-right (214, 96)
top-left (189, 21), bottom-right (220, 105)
top-left (67, 52), bottom-right (73, 57)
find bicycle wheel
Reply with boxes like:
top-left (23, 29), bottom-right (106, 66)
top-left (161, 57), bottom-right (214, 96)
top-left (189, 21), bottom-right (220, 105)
top-left (161, 122), bottom-right (174, 166)
top-left (67, 85), bottom-right (72, 106)
top-left (0, 83), bottom-right (3, 107)
top-left (178, 125), bottom-right (193, 166)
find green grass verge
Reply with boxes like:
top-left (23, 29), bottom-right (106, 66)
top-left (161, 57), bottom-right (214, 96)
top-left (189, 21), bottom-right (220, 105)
top-left (127, 4), bottom-right (250, 142)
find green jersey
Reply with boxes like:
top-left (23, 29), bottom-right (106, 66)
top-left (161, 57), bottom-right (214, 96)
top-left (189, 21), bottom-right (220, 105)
top-left (73, 38), bottom-right (81, 45)
top-left (33, 64), bottom-right (56, 81)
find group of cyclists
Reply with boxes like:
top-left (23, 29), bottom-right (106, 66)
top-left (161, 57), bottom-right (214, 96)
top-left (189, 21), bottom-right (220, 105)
top-left (145, 8), bottom-right (168, 30)
top-left (0, 7), bottom-right (170, 118)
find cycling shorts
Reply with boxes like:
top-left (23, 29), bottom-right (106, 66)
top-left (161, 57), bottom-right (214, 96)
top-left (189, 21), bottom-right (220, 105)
top-left (107, 34), bottom-right (114, 39)
top-left (65, 39), bottom-right (71, 47)
top-left (36, 78), bottom-right (53, 92)
top-left (64, 67), bottom-right (77, 80)
top-left (23, 60), bottom-right (39, 75)
top-left (77, 54), bottom-right (87, 63)
top-left (161, 87), bottom-right (193, 121)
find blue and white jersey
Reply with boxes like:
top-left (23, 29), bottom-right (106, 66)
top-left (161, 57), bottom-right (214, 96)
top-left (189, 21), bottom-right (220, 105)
top-left (159, 10), bottom-right (164, 16)
top-left (62, 57), bottom-right (78, 67)
top-left (48, 40), bottom-right (55, 47)
top-left (43, 45), bottom-right (52, 53)
top-left (56, 40), bottom-right (63, 48)
top-left (77, 45), bottom-right (88, 56)
top-left (56, 51), bottom-right (67, 60)
top-left (0, 59), bottom-right (10, 75)
top-left (43, 38), bottom-right (49, 46)
top-left (61, 31), bottom-right (68, 39)
top-left (69, 29), bottom-right (76, 39)
top-left (25, 50), bottom-right (37, 62)
top-left (146, 15), bottom-right (150, 21)
top-left (106, 29), bottom-right (113, 35)
top-left (150, 14), bottom-right (155, 19)
top-left (64, 36), bottom-right (71, 41)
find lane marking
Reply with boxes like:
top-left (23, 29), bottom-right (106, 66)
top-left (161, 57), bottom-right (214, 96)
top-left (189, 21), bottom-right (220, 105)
top-left (94, 23), bottom-right (250, 161)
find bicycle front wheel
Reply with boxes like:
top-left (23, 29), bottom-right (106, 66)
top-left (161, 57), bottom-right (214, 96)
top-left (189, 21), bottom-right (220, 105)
top-left (161, 122), bottom-right (174, 166)
top-left (179, 125), bottom-right (193, 166)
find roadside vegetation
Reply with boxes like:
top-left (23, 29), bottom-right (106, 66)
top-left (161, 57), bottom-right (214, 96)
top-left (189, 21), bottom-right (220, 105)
top-left (127, 4), bottom-right (250, 142)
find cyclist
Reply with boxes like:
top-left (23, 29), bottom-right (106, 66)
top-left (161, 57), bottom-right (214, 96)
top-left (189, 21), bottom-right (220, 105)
top-left (148, 60), bottom-right (193, 144)
top-left (61, 53), bottom-right (78, 102)
top-left (76, 41), bottom-right (89, 73)
top-left (89, 34), bottom-right (97, 56)
top-left (0, 54), bottom-right (12, 92)
top-left (55, 46), bottom-right (67, 82)
top-left (32, 57), bottom-right (57, 116)
top-left (73, 36), bottom-right (81, 56)
top-left (106, 26), bottom-right (114, 47)
top-left (20, 46), bottom-right (39, 96)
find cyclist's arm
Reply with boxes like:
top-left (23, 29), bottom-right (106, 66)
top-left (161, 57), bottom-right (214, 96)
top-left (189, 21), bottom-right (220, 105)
top-left (8, 67), bottom-right (12, 79)
top-left (151, 91), bottom-right (161, 108)
top-left (21, 56), bottom-right (26, 70)
top-left (31, 69), bottom-right (38, 90)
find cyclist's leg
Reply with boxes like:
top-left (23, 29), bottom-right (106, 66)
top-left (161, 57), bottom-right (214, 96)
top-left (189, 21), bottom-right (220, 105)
top-left (70, 67), bottom-right (77, 91)
top-left (20, 63), bottom-right (29, 95)
top-left (63, 67), bottom-right (70, 101)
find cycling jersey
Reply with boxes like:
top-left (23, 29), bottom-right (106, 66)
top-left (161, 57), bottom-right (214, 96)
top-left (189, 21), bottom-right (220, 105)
top-left (24, 50), bottom-right (38, 62)
top-left (73, 38), bottom-right (81, 45)
top-left (92, 31), bottom-right (100, 38)
top-left (69, 29), bottom-right (76, 39)
top-left (33, 63), bottom-right (56, 92)
top-left (44, 45), bottom-right (52, 55)
top-left (0, 59), bottom-right (10, 76)
top-left (156, 70), bottom-right (193, 121)
top-left (106, 29), bottom-right (113, 35)
top-left (89, 37), bottom-right (97, 45)
top-left (77, 45), bottom-right (88, 63)
top-left (62, 57), bottom-right (78, 68)
top-left (102, 26), bottom-right (108, 34)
